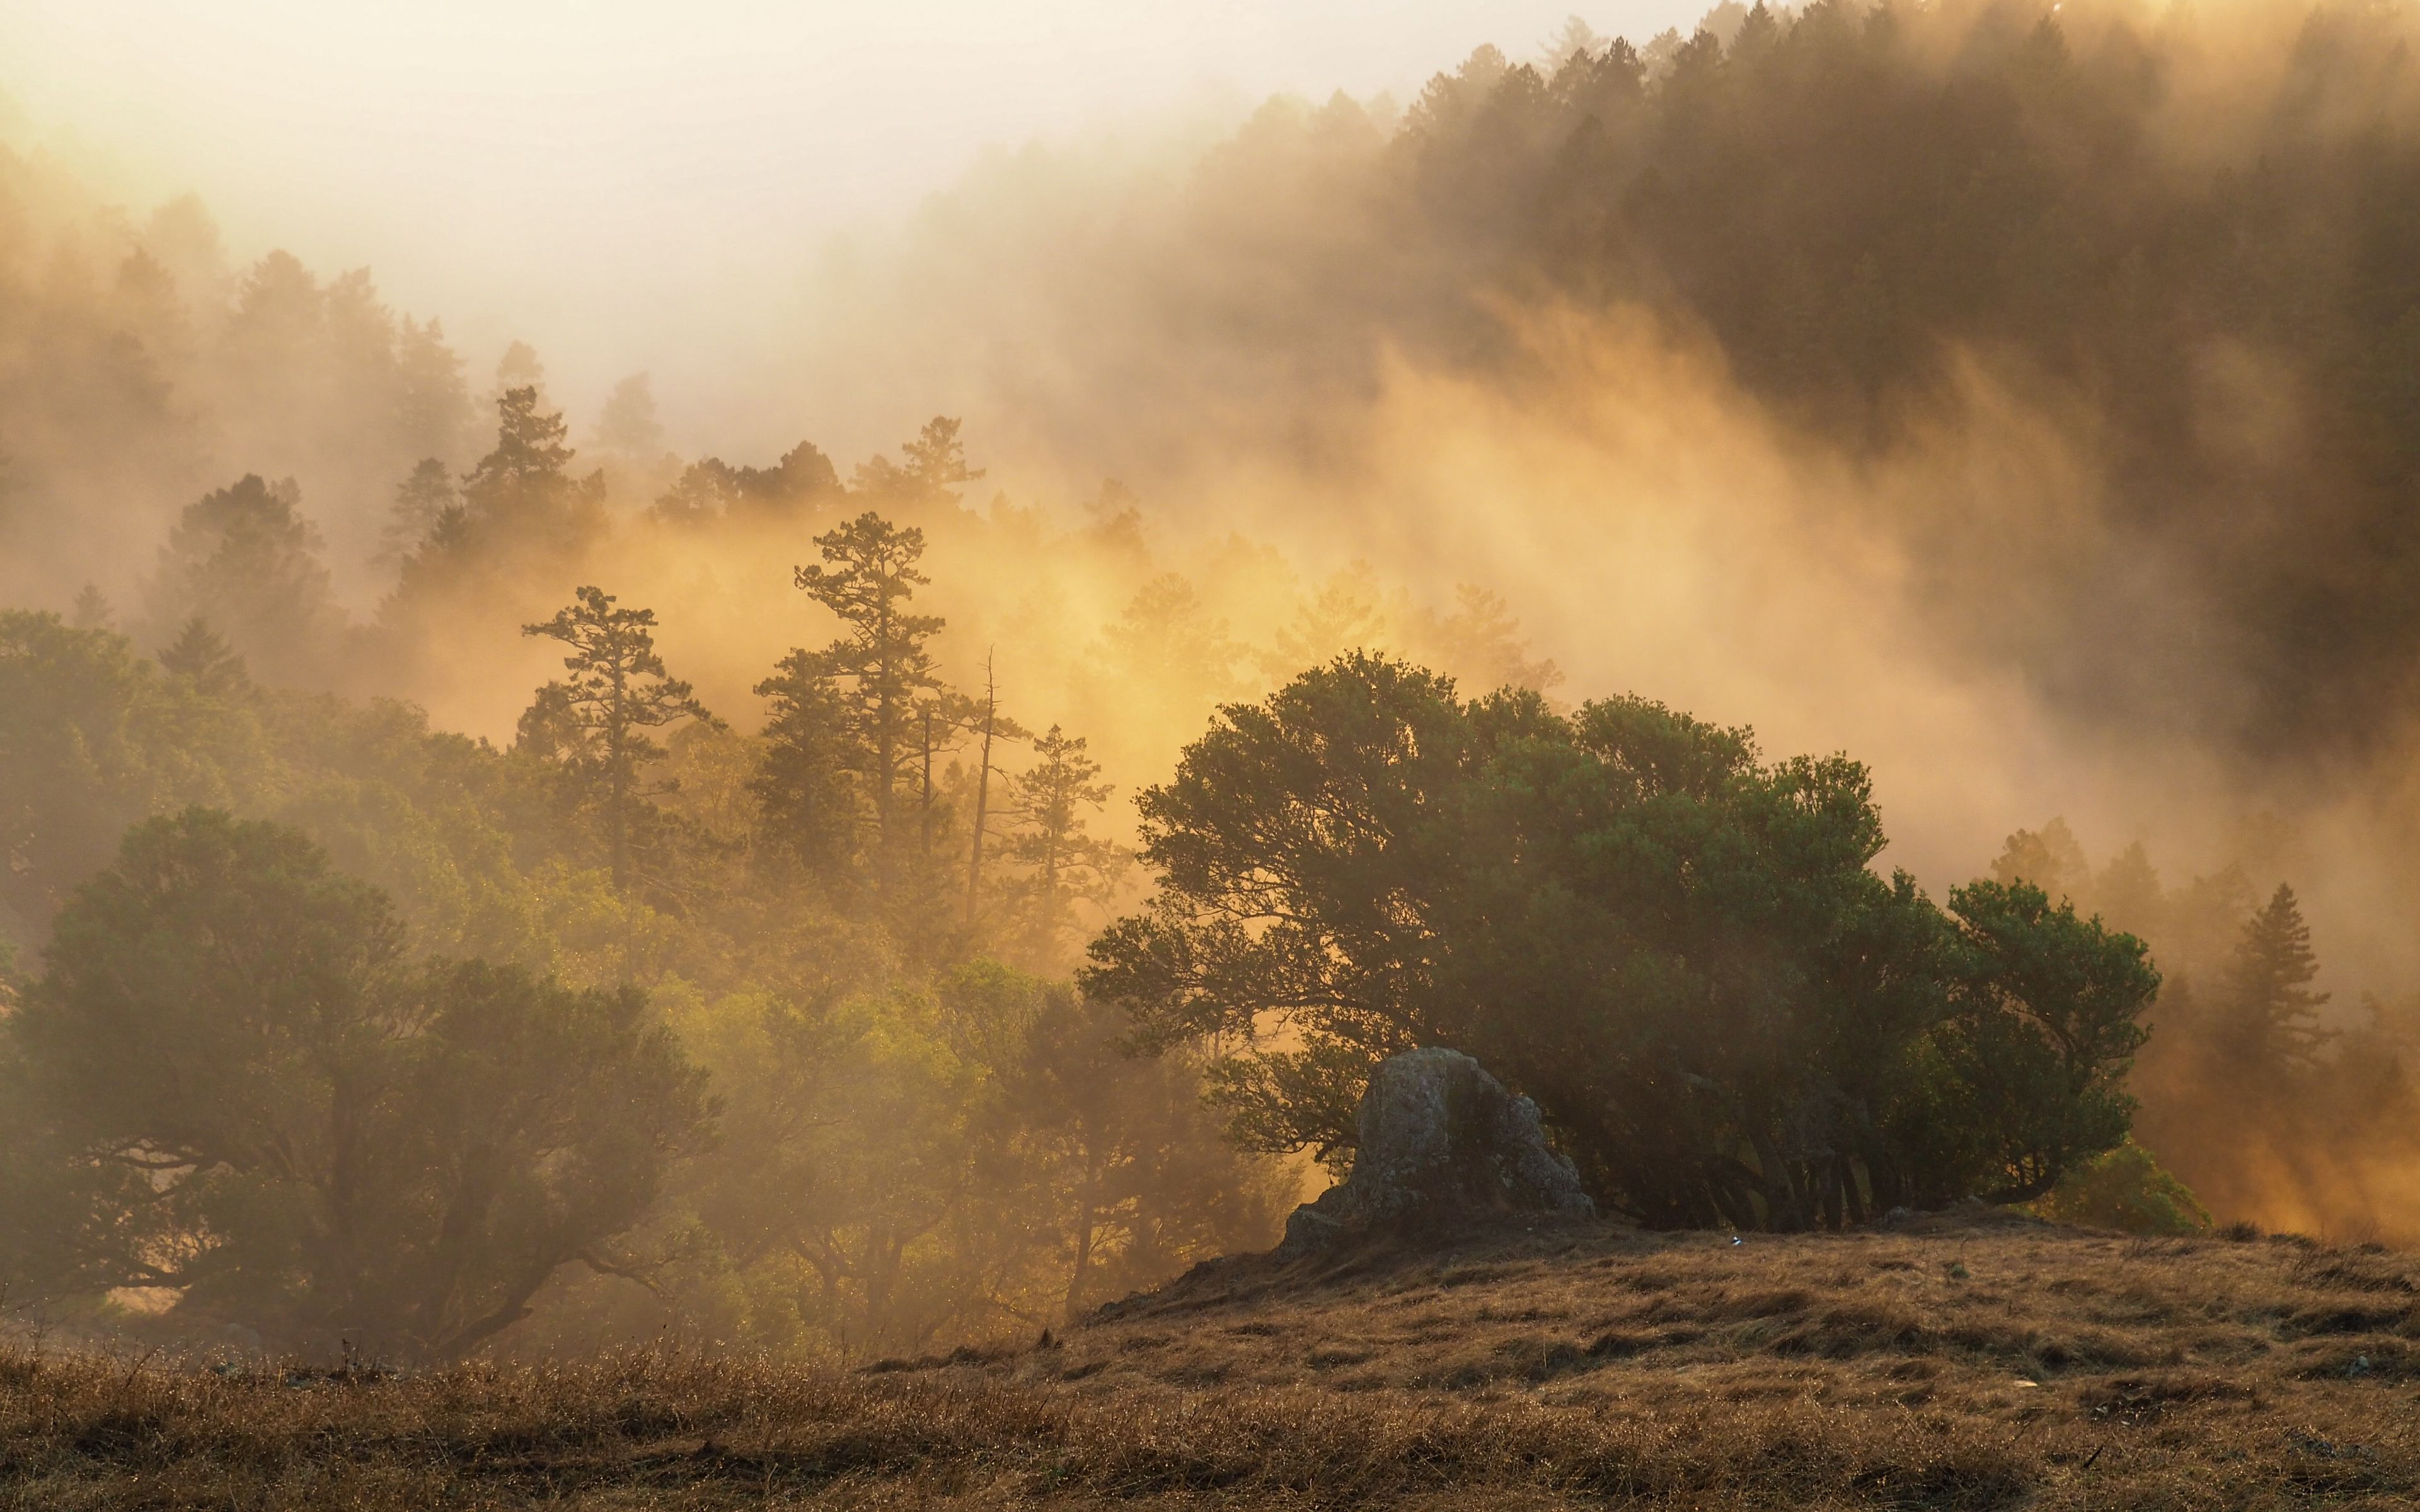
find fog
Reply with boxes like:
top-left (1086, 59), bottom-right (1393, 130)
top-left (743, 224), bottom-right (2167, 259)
top-left (0, 0), bottom-right (1695, 438)
top-left (10, 0), bottom-right (2420, 1349)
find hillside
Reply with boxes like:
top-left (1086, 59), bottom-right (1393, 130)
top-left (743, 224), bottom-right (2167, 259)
top-left (6, 1211), bottom-right (2418, 1508)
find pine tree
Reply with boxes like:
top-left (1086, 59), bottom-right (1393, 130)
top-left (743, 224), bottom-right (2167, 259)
top-left (69, 585), bottom-right (112, 631)
top-left (651, 459), bottom-right (740, 526)
top-left (900, 416), bottom-right (983, 503)
top-left (1409, 583), bottom-right (1563, 693)
top-left (750, 649), bottom-right (865, 881)
top-left (784, 512), bottom-right (947, 877)
top-left (491, 340), bottom-right (547, 407)
top-left (2220, 882), bottom-right (2334, 1080)
top-left (380, 457), bottom-right (458, 563)
top-left (394, 316), bottom-right (471, 463)
top-left (462, 387), bottom-right (574, 516)
top-left (589, 372), bottom-right (664, 457)
top-left (146, 474), bottom-right (345, 687)
top-left (521, 586), bottom-right (717, 891)
top-left (1006, 725), bottom-right (1121, 964)
top-left (158, 618), bottom-right (250, 697)
top-left (429, 386), bottom-right (602, 568)
top-left (851, 416), bottom-right (983, 507)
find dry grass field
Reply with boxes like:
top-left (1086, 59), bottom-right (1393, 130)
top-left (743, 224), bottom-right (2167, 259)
top-left (8, 1209), bottom-right (2420, 1508)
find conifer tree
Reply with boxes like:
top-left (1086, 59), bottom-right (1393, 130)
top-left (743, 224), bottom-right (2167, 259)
top-left (588, 372), bottom-right (664, 457)
top-left (69, 585), bottom-right (112, 631)
top-left (158, 619), bottom-right (249, 697)
top-left (750, 649), bottom-right (864, 880)
top-left (522, 586), bottom-right (716, 891)
top-left (1989, 817), bottom-right (2091, 904)
top-left (851, 416), bottom-right (983, 507)
top-left (783, 512), bottom-right (946, 876)
top-left (380, 457), bottom-right (458, 563)
top-left (462, 386), bottom-right (574, 517)
top-left (394, 316), bottom-right (471, 462)
top-left (2220, 882), bottom-right (2334, 1080)
top-left (146, 474), bottom-right (345, 687)
top-left (1007, 725), bottom-right (1121, 963)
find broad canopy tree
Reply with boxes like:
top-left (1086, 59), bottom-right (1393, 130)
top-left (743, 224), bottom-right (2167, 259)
top-left (1082, 653), bottom-right (2158, 1231)
top-left (2, 809), bottom-right (712, 1360)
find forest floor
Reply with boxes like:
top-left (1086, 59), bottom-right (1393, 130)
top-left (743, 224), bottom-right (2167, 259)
top-left (7, 1208), bottom-right (2420, 1508)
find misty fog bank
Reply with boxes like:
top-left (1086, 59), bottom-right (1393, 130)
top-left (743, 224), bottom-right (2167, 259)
top-left (10, 0), bottom-right (2420, 1290)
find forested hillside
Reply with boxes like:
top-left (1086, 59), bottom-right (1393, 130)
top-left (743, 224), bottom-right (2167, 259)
top-left (10, 0), bottom-right (2420, 1365)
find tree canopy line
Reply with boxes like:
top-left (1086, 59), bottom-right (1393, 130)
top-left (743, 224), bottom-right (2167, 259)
top-left (0, 365), bottom-right (2401, 1366)
top-left (0, 383), bottom-right (1318, 1363)
top-left (23, 0), bottom-right (2420, 767)
top-left (1396, 0), bottom-right (2420, 757)
top-left (775, 0), bottom-right (2420, 772)
top-left (1975, 818), bottom-right (2420, 1242)
top-left (1081, 656), bottom-right (2160, 1231)
top-left (10, 0), bottom-right (2420, 1360)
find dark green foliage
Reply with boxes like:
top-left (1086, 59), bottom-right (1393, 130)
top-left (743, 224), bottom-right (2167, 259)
top-left (521, 586), bottom-right (717, 893)
top-left (780, 512), bottom-right (947, 872)
top-left (1084, 653), bottom-right (2160, 1230)
top-left (1918, 881), bottom-right (2157, 1204)
top-left (4, 810), bottom-right (712, 1360)
top-left (751, 650), bottom-right (865, 881)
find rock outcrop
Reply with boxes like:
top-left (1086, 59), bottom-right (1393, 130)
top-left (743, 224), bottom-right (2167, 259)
top-left (1276, 1047), bottom-right (1594, 1257)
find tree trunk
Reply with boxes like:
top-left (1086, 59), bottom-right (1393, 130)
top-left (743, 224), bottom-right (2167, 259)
top-left (966, 655), bottom-right (996, 926)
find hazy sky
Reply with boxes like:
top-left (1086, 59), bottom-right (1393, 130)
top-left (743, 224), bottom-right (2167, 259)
top-left (0, 0), bottom-right (1703, 413)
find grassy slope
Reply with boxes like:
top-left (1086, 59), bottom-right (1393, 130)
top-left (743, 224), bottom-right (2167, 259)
top-left (6, 1211), bottom-right (2420, 1508)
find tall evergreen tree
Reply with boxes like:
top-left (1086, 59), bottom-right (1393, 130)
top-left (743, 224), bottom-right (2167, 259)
top-left (851, 416), bottom-right (983, 507)
top-left (461, 386), bottom-right (575, 518)
top-left (588, 372), bottom-right (664, 457)
top-left (145, 474), bottom-right (346, 687)
top-left (69, 585), bottom-right (112, 631)
top-left (394, 316), bottom-right (471, 462)
top-left (1006, 725), bottom-right (1120, 964)
top-left (2220, 882), bottom-right (2334, 1080)
top-left (158, 618), bottom-right (249, 697)
top-left (783, 512), bottom-right (946, 876)
top-left (521, 586), bottom-right (717, 891)
top-left (750, 649), bottom-right (865, 881)
top-left (379, 457), bottom-right (458, 563)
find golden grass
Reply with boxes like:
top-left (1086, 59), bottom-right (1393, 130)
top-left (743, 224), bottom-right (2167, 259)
top-left (9, 1211), bottom-right (2420, 1507)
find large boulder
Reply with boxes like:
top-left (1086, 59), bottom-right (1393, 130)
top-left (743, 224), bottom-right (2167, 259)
top-left (1276, 1047), bottom-right (1594, 1257)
